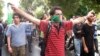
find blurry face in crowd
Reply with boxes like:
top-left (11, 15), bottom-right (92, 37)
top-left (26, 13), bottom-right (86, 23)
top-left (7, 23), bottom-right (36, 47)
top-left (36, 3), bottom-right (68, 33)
top-left (13, 15), bottom-right (20, 24)
top-left (54, 10), bottom-right (63, 21)
top-left (87, 13), bottom-right (95, 23)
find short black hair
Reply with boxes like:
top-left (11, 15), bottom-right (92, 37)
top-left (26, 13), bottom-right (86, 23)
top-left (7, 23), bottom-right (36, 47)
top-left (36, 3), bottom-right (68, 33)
top-left (13, 13), bottom-right (22, 19)
top-left (49, 6), bottom-right (62, 16)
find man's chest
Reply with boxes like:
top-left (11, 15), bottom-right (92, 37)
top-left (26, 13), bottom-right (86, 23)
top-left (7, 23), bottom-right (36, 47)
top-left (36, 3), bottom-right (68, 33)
top-left (11, 25), bottom-right (25, 33)
top-left (49, 26), bottom-right (65, 38)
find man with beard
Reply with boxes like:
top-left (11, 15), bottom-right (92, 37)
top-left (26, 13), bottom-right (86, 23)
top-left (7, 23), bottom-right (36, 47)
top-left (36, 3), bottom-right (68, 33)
top-left (81, 11), bottom-right (96, 56)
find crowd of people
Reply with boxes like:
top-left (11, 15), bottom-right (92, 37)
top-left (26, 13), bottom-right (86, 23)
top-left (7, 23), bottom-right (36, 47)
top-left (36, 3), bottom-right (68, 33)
top-left (0, 3), bottom-right (99, 56)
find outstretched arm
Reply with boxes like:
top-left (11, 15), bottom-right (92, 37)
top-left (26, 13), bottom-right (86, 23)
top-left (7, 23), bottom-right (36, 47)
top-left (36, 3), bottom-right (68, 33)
top-left (71, 10), bottom-right (95, 25)
top-left (11, 4), bottom-right (40, 25)
top-left (71, 17), bottom-right (85, 25)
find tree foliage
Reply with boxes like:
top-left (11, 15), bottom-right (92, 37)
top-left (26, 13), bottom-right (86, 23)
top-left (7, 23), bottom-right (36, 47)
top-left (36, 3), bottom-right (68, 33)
top-left (20, 0), bottom-right (33, 11)
top-left (20, 0), bottom-right (49, 18)
top-left (74, 5), bottom-right (88, 16)
top-left (20, 0), bottom-right (100, 18)
top-left (48, 0), bottom-right (100, 17)
top-left (81, 0), bottom-right (100, 13)
top-left (48, 0), bottom-right (80, 17)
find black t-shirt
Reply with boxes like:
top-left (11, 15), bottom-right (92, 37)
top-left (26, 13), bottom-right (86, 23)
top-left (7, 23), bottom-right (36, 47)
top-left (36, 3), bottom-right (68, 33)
top-left (82, 23), bottom-right (95, 49)
top-left (73, 23), bottom-right (83, 39)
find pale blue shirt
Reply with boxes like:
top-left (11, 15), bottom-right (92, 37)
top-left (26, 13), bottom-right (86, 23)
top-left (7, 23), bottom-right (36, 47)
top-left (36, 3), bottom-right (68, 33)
top-left (6, 22), bottom-right (32, 47)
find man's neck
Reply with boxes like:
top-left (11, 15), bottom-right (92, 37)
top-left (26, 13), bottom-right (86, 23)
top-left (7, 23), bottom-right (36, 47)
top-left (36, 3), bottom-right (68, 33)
top-left (87, 21), bottom-right (93, 26)
top-left (14, 22), bottom-right (20, 26)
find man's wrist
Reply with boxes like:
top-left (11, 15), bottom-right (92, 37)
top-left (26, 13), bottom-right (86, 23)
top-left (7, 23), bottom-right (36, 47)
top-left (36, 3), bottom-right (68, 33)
top-left (7, 45), bottom-right (11, 48)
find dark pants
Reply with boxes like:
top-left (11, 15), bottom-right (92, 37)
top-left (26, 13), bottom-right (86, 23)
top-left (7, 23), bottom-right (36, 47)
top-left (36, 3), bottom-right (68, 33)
top-left (27, 35), bottom-right (32, 53)
top-left (81, 50), bottom-right (94, 56)
top-left (94, 38), bottom-right (99, 53)
top-left (39, 37), bottom-right (45, 56)
top-left (0, 35), bottom-right (4, 56)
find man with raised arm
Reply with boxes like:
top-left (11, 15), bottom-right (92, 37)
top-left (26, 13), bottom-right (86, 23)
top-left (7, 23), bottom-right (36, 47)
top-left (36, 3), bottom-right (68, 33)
top-left (10, 4), bottom-right (95, 56)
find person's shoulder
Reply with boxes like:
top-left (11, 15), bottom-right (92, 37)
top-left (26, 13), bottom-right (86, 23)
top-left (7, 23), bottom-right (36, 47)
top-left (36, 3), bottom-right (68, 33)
top-left (0, 23), bottom-right (2, 26)
top-left (40, 20), bottom-right (49, 24)
top-left (41, 20), bottom-right (49, 22)
top-left (0, 23), bottom-right (4, 26)
top-left (7, 24), bottom-right (14, 29)
top-left (63, 20), bottom-right (73, 24)
top-left (62, 21), bottom-right (73, 28)
top-left (8, 24), bottom-right (14, 27)
top-left (20, 22), bottom-right (28, 26)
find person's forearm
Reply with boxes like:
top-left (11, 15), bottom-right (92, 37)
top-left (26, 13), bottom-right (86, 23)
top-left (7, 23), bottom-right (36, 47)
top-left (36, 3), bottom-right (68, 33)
top-left (82, 37), bottom-right (87, 48)
top-left (7, 37), bottom-right (11, 48)
top-left (71, 17), bottom-right (85, 25)
top-left (12, 6), bottom-right (40, 25)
